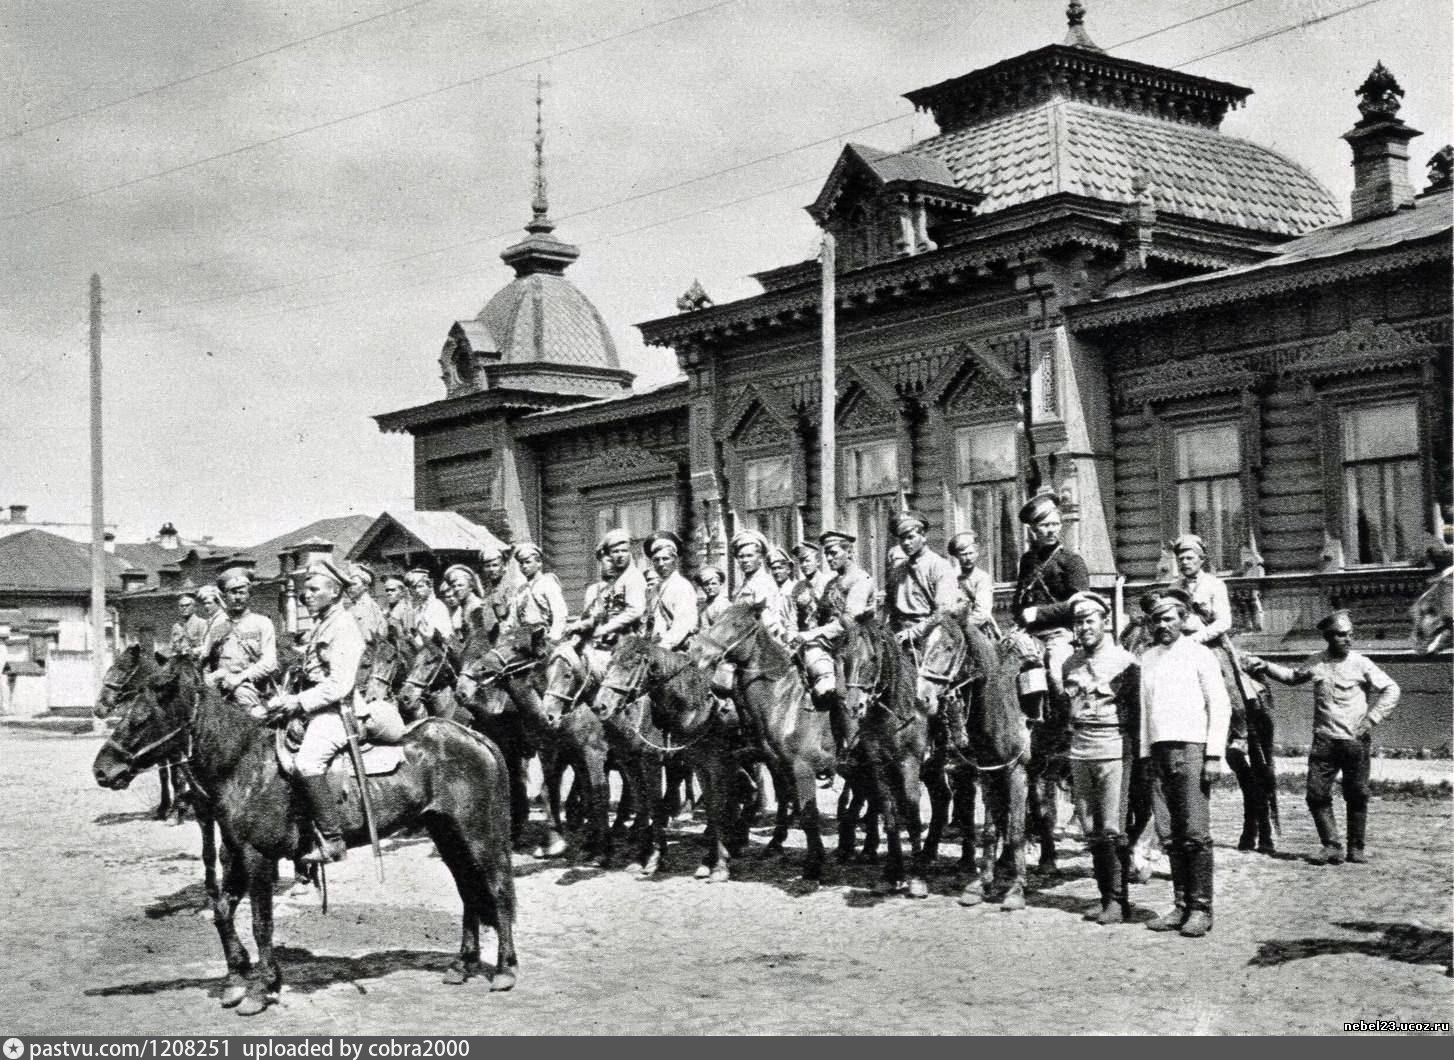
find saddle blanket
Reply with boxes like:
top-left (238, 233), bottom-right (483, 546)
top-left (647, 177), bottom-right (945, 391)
top-left (275, 729), bottom-right (405, 777)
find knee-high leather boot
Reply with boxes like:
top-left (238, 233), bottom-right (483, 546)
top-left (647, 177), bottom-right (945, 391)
top-left (1179, 841), bottom-right (1214, 937)
top-left (1146, 846), bottom-right (1187, 931)
top-left (1307, 800), bottom-right (1344, 864)
top-left (1346, 803), bottom-right (1368, 863)
top-left (300, 775), bottom-right (347, 864)
top-left (1095, 835), bottom-right (1128, 926)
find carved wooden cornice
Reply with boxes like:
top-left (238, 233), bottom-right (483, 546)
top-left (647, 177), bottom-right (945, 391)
top-left (512, 381), bottom-right (689, 437)
top-left (1069, 240), bottom-right (1450, 330)
top-left (572, 445), bottom-right (683, 489)
top-left (1111, 318), bottom-right (1445, 411)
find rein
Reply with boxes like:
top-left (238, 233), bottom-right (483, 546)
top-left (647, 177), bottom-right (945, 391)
top-left (403, 648), bottom-right (456, 695)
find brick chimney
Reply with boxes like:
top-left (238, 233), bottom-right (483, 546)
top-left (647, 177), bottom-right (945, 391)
top-left (1342, 62), bottom-right (1422, 221)
top-left (158, 522), bottom-right (179, 550)
top-left (8, 504), bottom-right (27, 523)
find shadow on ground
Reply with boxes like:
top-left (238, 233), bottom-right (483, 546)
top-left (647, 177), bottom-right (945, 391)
top-left (1249, 920), bottom-right (1453, 970)
top-left (83, 945), bottom-right (459, 1000)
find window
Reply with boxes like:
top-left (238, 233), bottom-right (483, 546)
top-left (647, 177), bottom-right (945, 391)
top-left (1341, 402), bottom-right (1423, 565)
top-left (842, 439), bottom-right (900, 585)
top-left (594, 495), bottom-right (679, 570)
top-left (1174, 423), bottom-right (1243, 572)
top-left (742, 455), bottom-right (795, 546)
top-left (952, 423), bottom-right (1019, 582)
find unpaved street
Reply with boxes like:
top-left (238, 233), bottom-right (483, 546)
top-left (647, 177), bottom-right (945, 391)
top-left (2, 728), bottom-right (1450, 1035)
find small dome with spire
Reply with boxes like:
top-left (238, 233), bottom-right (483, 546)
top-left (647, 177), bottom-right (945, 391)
top-left (441, 79), bottom-right (631, 400)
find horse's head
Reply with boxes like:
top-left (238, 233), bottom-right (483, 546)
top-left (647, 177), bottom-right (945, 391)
top-left (456, 627), bottom-right (536, 713)
top-left (95, 643), bottom-right (155, 719)
top-left (541, 641), bottom-right (589, 727)
top-left (838, 616), bottom-right (881, 723)
top-left (690, 600), bottom-right (764, 671)
top-left (1411, 568), bottom-right (1454, 654)
top-left (595, 635), bottom-right (653, 721)
top-left (400, 630), bottom-right (455, 709)
top-left (91, 653), bottom-right (194, 790)
top-left (915, 617), bottom-right (967, 715)
top-left (363, 630), bottom-right (409, 702)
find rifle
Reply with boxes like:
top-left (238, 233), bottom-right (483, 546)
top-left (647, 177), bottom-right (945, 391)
top-left (339, 693), bottom-right (385, 882)
top-left (1201, 608), bottom-right (1280, 836)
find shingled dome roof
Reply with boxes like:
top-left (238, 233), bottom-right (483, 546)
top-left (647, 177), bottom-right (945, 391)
top-left (478, 269), bottom-right (620, 370)
top-left (912, 99), bottom-right (1342, 236)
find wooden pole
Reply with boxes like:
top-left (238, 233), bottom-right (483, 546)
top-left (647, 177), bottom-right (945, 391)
top-left (819, 233), bottom-right (836, 533)
top-left (89, 274), bottom-right (106, 730)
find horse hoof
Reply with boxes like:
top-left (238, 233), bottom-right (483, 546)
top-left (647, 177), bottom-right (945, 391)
top-left (638, 854), bottom-right (661, 878)
top-left (542, 837), bottom-right (567, 858)
top-left (906, 878), bottom-right (930, 899)
top-left (709, 865), bottom-right (730, 884)
top-left (957, 885), bottom-right (984, 907)
top-left (871, 878), bottom-right (899, 896)
top-left (761, 842), bottom-right (785, 859)
top-left (1000, 890), bottom-right (1026, 912)
top-left (235, 991), bottom-right (272, 1017)
top-left (443, 960), bottom-right (480, 986)
top-left (623, 862), bottom-right (644, 876)
top-left (219, 980), bottom-right (248, 1008)
top-left (489, 970), bottom-right (517, 993)
top-left (1036, 857), bottom-right (1058, 875)
top-left (694, 864), bottom-right (712, 880)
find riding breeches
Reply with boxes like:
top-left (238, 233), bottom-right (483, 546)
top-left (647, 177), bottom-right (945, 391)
top-left (1071, 754), bottom-right (1131, 842)
top-left (295, 709), bottom-right (348, 777)
top-left (799, 642), bottom-right (836, 696)
top-left (1036, 629), bottom-right (1075, 700)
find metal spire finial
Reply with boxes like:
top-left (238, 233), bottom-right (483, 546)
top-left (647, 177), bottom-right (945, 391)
top-left (529, 74), bottom-right (554, 233)
top-left (1063, 1), bottom-right (1103, 51)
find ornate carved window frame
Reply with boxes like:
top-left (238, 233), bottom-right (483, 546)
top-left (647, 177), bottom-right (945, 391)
top-left (1304, 366), bottom-right (1431, 570)
top-left (716, 382), bottom-right (807, 544)
top-left (574, 446), bottom-right (686, 566)
top-left (1141, 388), bottom-right (1263, 576)
top-left (833, 363), bottom-right (913, 510)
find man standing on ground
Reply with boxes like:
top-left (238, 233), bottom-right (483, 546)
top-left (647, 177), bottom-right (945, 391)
top-left (1138, 589), bottom-right (1231, 938)
top-left (1244, 610), bottom-right (1399, 865)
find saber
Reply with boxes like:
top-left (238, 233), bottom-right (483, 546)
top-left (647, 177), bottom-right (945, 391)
top-left (340, 695), bottom-right (385, 882)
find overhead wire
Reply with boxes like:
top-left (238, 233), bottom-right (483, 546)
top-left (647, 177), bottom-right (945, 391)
top-left (0, 0), bottom-right (742, 223)
top-left (3, 0), bottom-right (439, 141)
top-left (122, 0), bottom-right (1288, 323)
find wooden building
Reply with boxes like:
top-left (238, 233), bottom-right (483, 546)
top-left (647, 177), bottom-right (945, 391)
top-left (377, 8), bottom-right (1452, 746)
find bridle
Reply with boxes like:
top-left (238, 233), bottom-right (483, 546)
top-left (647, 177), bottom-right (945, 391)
top-left (102, 684), bottom-right (198, 776)
top-left (462, 645), bottom-right (539, 688)
top-left (542, 646), bottom-right (592, 719)
top-left (402, 643), bottom-right (457, 696)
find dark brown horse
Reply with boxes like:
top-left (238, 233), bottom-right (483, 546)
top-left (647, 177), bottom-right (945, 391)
top-left (595, 634), bottom-right (777, 881)
top-left (837, 615), bottom-right (933, 897)
top-left (916, 617), bottom-right (1033, 909)
top-left (92, 645), bottom-right (518, 1015)
top-left (690, 601), bottom-right (834, 883)
top-left (96, 658), bottom-right (190, 824)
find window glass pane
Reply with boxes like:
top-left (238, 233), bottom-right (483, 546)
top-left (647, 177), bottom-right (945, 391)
top-left (745, 508), bottom-right (792, 546)
top-left (744, 456), bottom-right (793, 509)
top-left (845, 440), bottom-right (899, 497)
top-left (1343, 403), bottom-right (1419, 461)
top-left (1345, 457), bottom-right (1423, 564)
top-left (1178, 478), bottom-right (1242, 572)
top-left (954, 423), bottom-right (1017, 483)
top-left (1174, 424), bottom-right (1240, 478)
top-left (953, 482), bottom-right (1017, 582)
top-left (653, 495), bottom-right (678, 532)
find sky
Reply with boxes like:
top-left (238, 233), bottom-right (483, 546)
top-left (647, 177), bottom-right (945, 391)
top-left (2, 0), bottom-right (1449, 548)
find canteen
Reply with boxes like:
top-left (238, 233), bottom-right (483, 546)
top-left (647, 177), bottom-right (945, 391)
top-left (710, 661), bottom-right (737, 698)
top-left (1016, 665), bottom-right (1047, 698)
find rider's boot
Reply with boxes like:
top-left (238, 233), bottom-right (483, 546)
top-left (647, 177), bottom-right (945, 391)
top-left (1146, 847), bottom-right (1188, 932)
top-left (299, 775), bottom-right (347, 864)
top-left (1345, 803), bottom-right (1369, 864)
top-left (1178, 840), bottom-right (1215, 938)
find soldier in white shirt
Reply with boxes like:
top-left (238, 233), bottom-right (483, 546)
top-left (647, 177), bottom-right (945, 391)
top-left (644, 531), bottom-right (699, 653)
top-left (1138, 588), bottom-right (1231, 938)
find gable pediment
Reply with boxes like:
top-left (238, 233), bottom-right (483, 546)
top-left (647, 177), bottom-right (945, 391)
top-left (719, 381), bottom-right (798, 444)
top-left (924, 346), bottom-right (1021, 416)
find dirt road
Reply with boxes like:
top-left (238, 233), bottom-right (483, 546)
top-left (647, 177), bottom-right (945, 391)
top-left (2, 728), bottom-right (1449, 1035)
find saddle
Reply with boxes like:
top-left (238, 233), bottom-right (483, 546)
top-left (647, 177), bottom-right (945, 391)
top-left (274, 727), bottom-right (405, 778)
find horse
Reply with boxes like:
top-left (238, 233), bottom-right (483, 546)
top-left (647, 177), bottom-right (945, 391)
top-left (690, 601), bottom-right (834, 883)
top-left (96, 657), bottom-right (190, 825)
top-left (836, 615), bottom-right (933, 896)
top-left (1411, 565), bottom-right (1453, 654)
top-left (363, 628), bottom-right (416, 705)
top-left (914, 615), bottom-right (980, 877)
top-left (916, 618), bottom-right (1034, 909)
top-left (595, 634), bottom-right (784, 881)
top-left (92, 645), bottom-right (518, 1015)
top-left (536, 637), bottom-right (672, 873)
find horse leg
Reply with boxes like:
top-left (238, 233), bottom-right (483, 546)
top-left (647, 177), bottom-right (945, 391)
top-left (868, 758), bottom-right (904, 894)
top-left (764, 760), bottom-right (796, 856)
top-left (533, 747), bottom-right (568, 859)
top-left (639, 756), bottom-right (671, 879)
top-left (583, 741), bottom-right (611, 868)
top-left (695, 749), bottom-right (731, 882)
top-left (1026, 746), bottom-right (1058, 872)
top-left (622, 755), bottom-right (659, 875)
top-left (236, 847), bottom-right (279, 1016)
top-left (466, 827), bottom-right (518, 992)
top-left (507, 743), bottom-right (531, 853)
top-left (427, 821), bottom-right (484, 985)
top-left (954, 766), bottom-right (985, 906)
top-left (212, 835), bottom-right (253, 1008)
top-left (859, 790), bottom-right (881, 864)
top-left (998, 767), bottom-right (1029, 911)
top-left (902, 756), bottom-right (930, 899)
top-left (923, 754), bottom-right (949, 866)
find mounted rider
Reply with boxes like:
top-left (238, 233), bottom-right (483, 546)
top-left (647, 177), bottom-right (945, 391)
top-left (405, 567), bottom-right (451, 646)
top-left (344, 562), bottom-right (389, 670)
top-left (696, 565), bottom-right (730, 628)
top-left (268, 560), bottom-right (395, 864)
top-left (441, 564), bottom-right (487, 636)
top-left (787, 541), bottom-right (832, 634)
top-left (567, 528), bottom-right (647, 682)
top-left (380, 573), bottom-right (416, 644)
top-left (502, 542), bottom-right (568, 655)
top-left (644, 530), bottom-right (699, 652)
top-left (883, 510), bottom-right (959, 655)
top-left (729, 528), bottom-right (790, 646)
top-left (169, 592), bottom-right (209, 660)
top-left (789, 529), bottom-right (875, 758)
top-left (480, 546), bottom-right (517, 640)
top-left (1012, 490), bottom-right (1090, 717)
top-left (947, 530), bottom-right (997, 634)
top-left (204, 567), bottom-right (279, 711)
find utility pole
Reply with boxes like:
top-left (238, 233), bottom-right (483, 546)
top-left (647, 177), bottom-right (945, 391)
top-left (89, 274), bottom-right (106, 731)
top-left (819, 233), bottom-right (836, 532)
